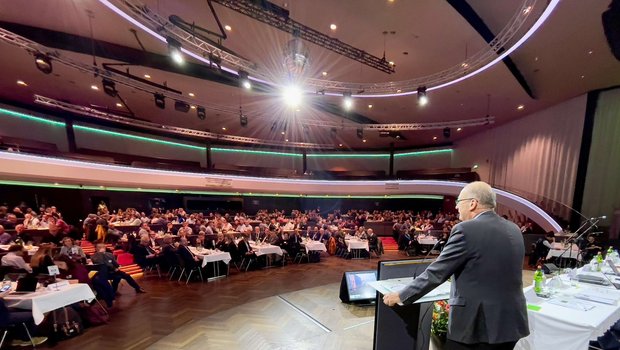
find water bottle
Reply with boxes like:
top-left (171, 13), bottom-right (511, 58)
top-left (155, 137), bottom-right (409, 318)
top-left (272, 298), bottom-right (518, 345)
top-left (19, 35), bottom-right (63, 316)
top-left (534, 266), bottom-right (544, 295)
top-left (608, 246), bottom-right (614, 259)
top-left (597, 252), bottom-right (604, 271)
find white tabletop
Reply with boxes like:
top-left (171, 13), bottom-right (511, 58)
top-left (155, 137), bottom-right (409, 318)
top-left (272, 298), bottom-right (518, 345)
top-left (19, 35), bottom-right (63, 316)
top-left (346, 239), bottom-right (369, 252)
top-left (417, 236), bottom-right (438, 245)
top-left (4, 283), bottom-right (95, 324)
top-left (250, 243), bottom-right (283, 256)
top-left (547, 243), bottom-right (581, 260)
top-left (301, 240), bottom-right (327, 253)
top-left (516, 273), bottom-right (620, 350)
top-left (188, 247), bottom-right (232, 267)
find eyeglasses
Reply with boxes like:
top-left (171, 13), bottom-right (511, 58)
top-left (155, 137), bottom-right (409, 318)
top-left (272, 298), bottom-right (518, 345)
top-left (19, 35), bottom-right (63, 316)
top-left (455, 197), bottom-right (476, 204)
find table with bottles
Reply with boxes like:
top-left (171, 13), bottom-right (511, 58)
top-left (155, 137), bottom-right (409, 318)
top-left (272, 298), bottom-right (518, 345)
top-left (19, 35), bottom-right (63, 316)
top-left (516, 261), bottom-right (620, 350)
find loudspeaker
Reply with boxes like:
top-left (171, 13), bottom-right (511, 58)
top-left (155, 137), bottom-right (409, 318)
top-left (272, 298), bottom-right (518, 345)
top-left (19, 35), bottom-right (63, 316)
top-left (542, 263), bottom-right (558, 274)
top-left (443, 127), bottom-right (451, 139)
top-left (603, 0), bottom-right (620, 60)
top-left (197, 106), bottom-right (206, 120)
top-left (175, 100), bottom-right (190, 113)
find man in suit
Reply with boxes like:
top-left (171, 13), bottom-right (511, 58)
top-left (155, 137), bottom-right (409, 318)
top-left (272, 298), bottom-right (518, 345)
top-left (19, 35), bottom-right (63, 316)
top-left (91, 243), bottom-right (146, 294)
top-left (383, 181), bottom-right (529, 349)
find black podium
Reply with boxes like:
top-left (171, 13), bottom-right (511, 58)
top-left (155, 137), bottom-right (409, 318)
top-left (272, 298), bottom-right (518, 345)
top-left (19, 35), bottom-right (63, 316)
top-left (372, 258), bottom-right (445, 350)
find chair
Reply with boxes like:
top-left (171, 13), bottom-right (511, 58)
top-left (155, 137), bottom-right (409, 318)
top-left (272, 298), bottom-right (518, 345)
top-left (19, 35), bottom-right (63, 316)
top-left (0, 323), bottom-right (36, 348)
top-left (163, 249), bottom-right (182, 281)
top-left (177, 251), bottom-right (203, 284)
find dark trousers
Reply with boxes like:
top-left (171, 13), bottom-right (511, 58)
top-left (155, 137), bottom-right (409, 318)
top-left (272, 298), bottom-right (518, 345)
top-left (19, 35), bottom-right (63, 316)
top-left (446, 339), bottom-right (517, 350)
top-left (110, 270), bottom-right (141, 292)
top-left (0, 300), bottom-right (37, 340)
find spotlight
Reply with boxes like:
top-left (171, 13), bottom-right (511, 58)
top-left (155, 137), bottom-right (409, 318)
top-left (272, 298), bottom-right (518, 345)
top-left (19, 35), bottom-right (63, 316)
top-left (154, 93), bottom-right (165, 109)
top-left (343, 92), bottom-right (353, 111)
top-left (102, 79), bottom-right (117, 97)
top-left (34, 54), bottom-right (52, 74)
top-left (417, 86), bottom-right (428, 106)
top-left (197, 106), bottom-right (206, 120)
top-left (240, 114), bottom-right (248, 127)
top-left (208, 52), bottom-right (222, 70)
top-left (443, 127), bottom-right (451, 139)
top-left (167, 37), bottom-right (184, 64)
top-left (282, 85), bottom-right (303, 108)
top-left (175, 100), bottom-right (190, 113)
top-left (356, 128), bottom-right (364, 139)
top-left (238, 70), bottom-right (251, 90)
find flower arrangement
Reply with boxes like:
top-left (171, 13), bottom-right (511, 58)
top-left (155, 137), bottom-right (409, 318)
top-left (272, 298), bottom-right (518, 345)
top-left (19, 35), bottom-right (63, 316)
top-left (431, 300), bottom-right (450, 340)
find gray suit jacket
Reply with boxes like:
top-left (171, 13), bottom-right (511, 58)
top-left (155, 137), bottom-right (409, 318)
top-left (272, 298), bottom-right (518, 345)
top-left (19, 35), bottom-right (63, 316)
top-left (398, 211), bottom-right (529, 344)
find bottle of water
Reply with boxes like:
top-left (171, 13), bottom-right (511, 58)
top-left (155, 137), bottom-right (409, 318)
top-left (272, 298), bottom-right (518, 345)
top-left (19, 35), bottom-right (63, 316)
top-left (597, 252), bottom-right (604, 272)
top-left (534, 266), bottom-right (544, 295)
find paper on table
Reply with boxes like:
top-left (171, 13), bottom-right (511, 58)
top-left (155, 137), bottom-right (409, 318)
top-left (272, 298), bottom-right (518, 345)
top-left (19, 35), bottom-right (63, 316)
top-left (368, 278), bottom-right (451, 305)
top-left (547, 297), bottom-right (596, 311)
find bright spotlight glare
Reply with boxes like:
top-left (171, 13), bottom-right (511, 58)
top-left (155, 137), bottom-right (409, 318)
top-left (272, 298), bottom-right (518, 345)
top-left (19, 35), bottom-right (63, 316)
top-left (418, 95), bottom-right (429, 106)
top-left (343, 97), bottom-right (353, 110)
top-left (282, 85), bottom-right (303, 108)
top-left (242, 80), bottom-right (252, 90)
top-left (171, 49), bottom-right (184, 64)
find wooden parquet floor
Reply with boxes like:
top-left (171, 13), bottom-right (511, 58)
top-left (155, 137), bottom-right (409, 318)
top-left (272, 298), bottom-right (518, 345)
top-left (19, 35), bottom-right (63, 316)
top-left (40, 252), bottom-right (535, 350)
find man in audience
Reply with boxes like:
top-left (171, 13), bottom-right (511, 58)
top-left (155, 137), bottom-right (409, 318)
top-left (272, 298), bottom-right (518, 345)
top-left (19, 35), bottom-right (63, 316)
top-left (59, 237), bottom-right (86, 261)
top-left (177, 221), bottom-right (193, 237)
top-left (92, 242), bottom-right (145, 294)
top-left (1, 245), bottom-right (32, 273)
top-left (11, 224), bottom-right (30, 244)
top-left (131, 236), bottom-right (160, 269)
top-left (0, 225), bottom-right (11, 245)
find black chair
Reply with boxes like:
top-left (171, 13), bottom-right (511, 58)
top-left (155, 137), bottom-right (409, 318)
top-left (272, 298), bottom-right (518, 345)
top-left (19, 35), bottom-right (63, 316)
top-left (163, 249), bottom-right (182, 281)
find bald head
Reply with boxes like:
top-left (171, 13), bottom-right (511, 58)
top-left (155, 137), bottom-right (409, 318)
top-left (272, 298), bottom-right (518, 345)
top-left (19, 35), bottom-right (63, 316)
top-left (461, 181), bottom-right (496, 209)
top-left (456, 181), bottom-right (496, 221)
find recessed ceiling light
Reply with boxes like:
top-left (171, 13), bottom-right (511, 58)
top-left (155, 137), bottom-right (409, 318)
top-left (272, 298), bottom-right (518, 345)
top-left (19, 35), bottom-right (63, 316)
top-left (16, 80), bottom-right (27, 86)
top-left (116, 103), bottom-right (123, 107)
top-left (580, 75), bottom-right (585, 79)
top-left (339, 143), bottom-right (343, 147)
top-left (457, 127), bottom-right (462, 131)
top-left (54, 182), bottom-right (59, 186)
top-left (368, 104), bottom-right (373, 109)
top-left (190, 105), bottom-right (196, 109)
top-left (389, 61), bottom-right (395, 66)
top-left (534, 57), bottom-right (539, 61)
top-left (222, 127), bottom-right (227, 131)
top-left (396, 89), bottom-right (401, 93)
top-left (362, 139), bottom-right (367, 143)
top-left (188, 92), bottom-right (195, 97)
top-left (224, 25), bottom-right (232, 31)
top-left (322, 71), bottom-right (328, 76)
top-left (285, 139), bottom-right (289, 142)
top-left (330, 24), bottom-right (337, 30)
top-left (523, 6), bottom-right (532, 14)
top-left (144, 74), bottom-right (151, 79)
top-left (517, 105), bottom-right (525, 110)
top-left (281, 131), bottom-right (285, 135)
top-left (91, 85), bottom-right (99, 90)
top-left (588, 50), bottom-right (593, 55)
top-left (433, 136), bottom-right (438, 140)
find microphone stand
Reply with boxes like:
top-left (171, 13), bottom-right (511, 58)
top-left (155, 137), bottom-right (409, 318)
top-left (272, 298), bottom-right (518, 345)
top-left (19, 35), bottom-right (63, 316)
top-left (557, 218), bottom-right (600, 268)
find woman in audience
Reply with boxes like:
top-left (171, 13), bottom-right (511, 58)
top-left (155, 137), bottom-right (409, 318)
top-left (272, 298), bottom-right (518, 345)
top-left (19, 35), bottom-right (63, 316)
top-left (30, 245), bottom-right (56, 275)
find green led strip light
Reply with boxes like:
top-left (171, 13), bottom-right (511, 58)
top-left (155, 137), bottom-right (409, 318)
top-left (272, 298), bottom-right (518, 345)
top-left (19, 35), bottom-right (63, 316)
top-left (73, 125), bottom-right (205, 151)
top-left (0, 107), bottom-right (65, 127)
top-left (0, 180), bottom-right (443, 200)
top-left (394, 149), bottom-right (453, 157)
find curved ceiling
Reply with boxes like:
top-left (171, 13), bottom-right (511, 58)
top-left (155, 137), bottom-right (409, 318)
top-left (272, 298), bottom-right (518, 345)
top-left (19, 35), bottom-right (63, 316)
top-left (0, 0), bottom-right (618, 150)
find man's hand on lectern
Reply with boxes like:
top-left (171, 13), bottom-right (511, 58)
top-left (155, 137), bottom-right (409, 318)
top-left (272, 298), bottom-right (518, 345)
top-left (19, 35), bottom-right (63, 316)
top-left (383, 292), bottom-right (401, 306)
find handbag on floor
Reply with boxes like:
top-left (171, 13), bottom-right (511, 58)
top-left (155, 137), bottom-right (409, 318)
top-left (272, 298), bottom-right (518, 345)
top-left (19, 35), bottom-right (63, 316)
top-left (79, 301), bottom-right (110, 327)
top-left (52, 306), bottom-right (83, 340)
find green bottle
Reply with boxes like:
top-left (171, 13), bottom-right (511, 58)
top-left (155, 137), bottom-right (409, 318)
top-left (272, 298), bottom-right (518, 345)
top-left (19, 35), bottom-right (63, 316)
top-left (534, 266), bottom-right (544, 294)
top-left (608, 246), bottom-right (614, 257)
top-left (597, 252), bottom-right (604, 271)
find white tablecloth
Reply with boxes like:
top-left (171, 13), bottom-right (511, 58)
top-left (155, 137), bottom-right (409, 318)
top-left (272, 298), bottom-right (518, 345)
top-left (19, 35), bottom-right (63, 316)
top-left (417, 237), bottom-right (438, 245)
top-left (346, 240), bottom-right (369, 252)
top-left (4, 283), bottom-right (96, 324)
top-left (547, 246), bottom-right (581, 260)
top-left (302, 240), bottom-right (327, 253)
top-left (188, 247), bottom-right (232, 268)
top-left (250, 243), bottom-right (283, 256)
top-left (516, 274), bottom-right (620, 350)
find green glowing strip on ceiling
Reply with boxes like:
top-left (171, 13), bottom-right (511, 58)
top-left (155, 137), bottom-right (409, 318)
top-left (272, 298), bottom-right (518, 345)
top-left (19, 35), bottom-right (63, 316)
top-left (0, 107), bottom-right (66, 127)
top-left (211, 147), bottom-right (302, 157)
top-left (394, 148), bottom-right (453, 157)
top-left (0, 180), bottom-right (443, 200)
top-left (73, 125), bottom-right (205, 151)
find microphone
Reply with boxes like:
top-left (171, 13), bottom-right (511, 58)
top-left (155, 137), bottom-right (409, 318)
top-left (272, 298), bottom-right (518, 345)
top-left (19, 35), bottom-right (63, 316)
top-left (590, 216), bottom-right (607, 220)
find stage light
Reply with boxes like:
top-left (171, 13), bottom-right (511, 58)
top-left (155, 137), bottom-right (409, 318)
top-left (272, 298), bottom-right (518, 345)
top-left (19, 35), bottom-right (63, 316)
top-left (197, 106), bottom-right (206, 120)
top-left (443, 127), bottom-right (451, 139)
top-left (357, 128), bottom-right (364, 139)
top-left (238, 70), bottom-right (251, 90)
top-left (175, 100), bottom-right (190, 113)
top-left (102, 79), bottom-right (117, 97)
top-left (34, 54), bottom-right (52, 74)
top-left (282, 85), bottom-right (303, 108)
top-left (167, 37), bottom-right (184, 64)
top-left (154, 93), bottom-right (165, 109)
top-left (343, 92), bottom-right (353, 111)
top-left (417, 86), bottom-right (428, 106)
top-left (240, 114), bottom-right (248, 127)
